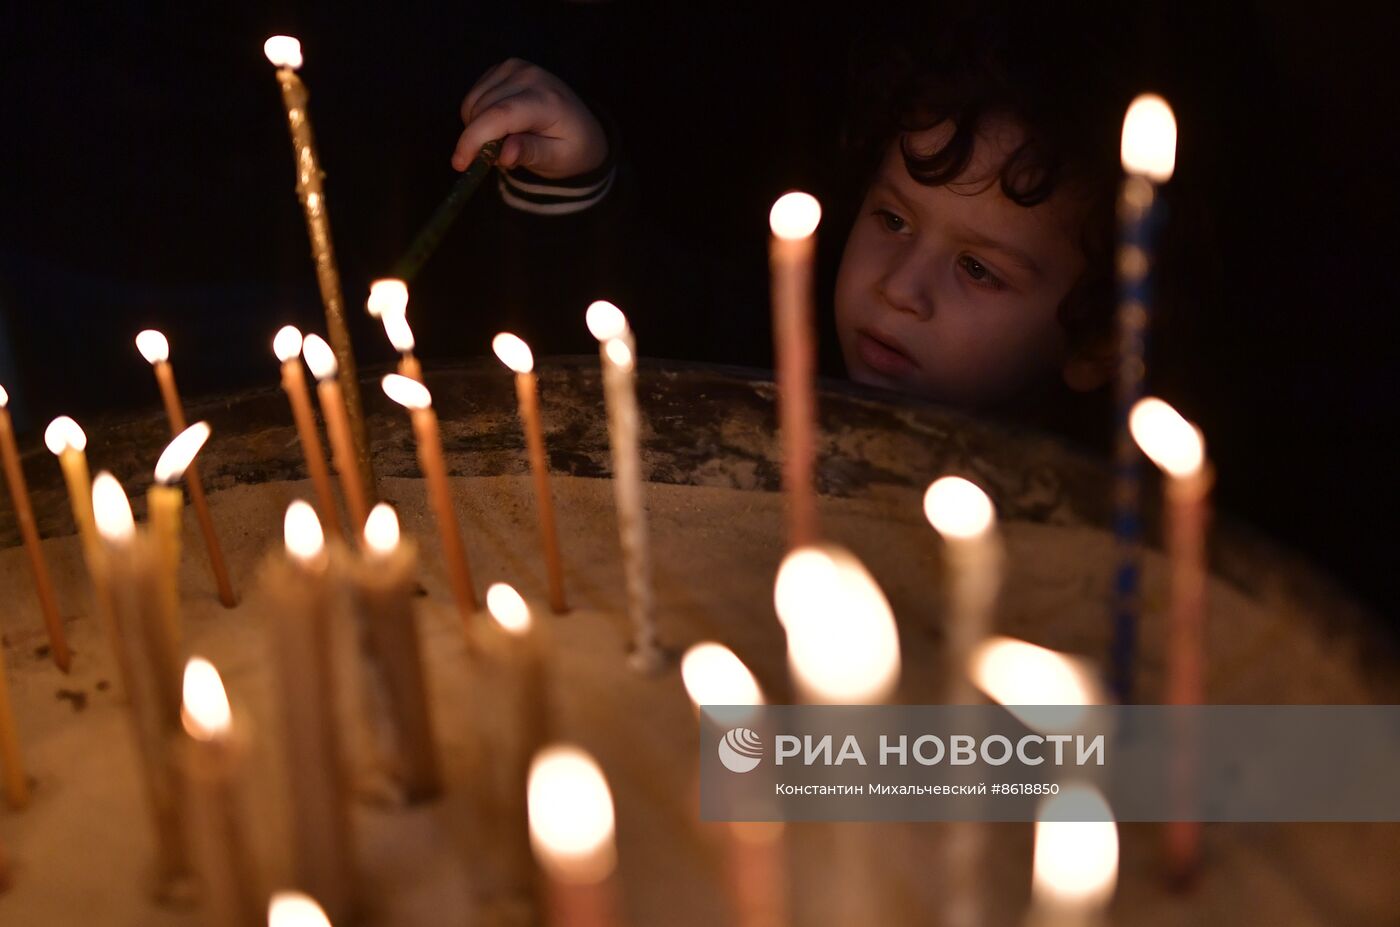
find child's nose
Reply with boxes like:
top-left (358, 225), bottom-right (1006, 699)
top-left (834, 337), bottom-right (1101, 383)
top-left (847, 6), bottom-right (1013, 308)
top-left (878, 252), bottom-right (936, 321)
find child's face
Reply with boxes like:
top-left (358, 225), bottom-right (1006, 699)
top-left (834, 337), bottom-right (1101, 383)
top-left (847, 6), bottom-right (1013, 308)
top-left (834, 117), bottom-right (1088, 406)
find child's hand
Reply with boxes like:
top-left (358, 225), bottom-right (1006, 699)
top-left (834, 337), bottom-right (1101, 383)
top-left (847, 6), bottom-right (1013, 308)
top-left (453, 59), bottom-right (609, 179)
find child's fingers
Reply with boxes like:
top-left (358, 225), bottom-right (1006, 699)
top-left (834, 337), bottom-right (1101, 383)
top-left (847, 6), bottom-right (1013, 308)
top-left (460, 57), bottom-right (530, 123)
top-left (452, 91), bottom-right (550, 170)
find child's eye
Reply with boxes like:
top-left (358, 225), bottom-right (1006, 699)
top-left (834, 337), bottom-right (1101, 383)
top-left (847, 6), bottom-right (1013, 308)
top-left (958, 254), bottom-right (1005, 290)
top-left (872, 208), bottom-right (908, 233)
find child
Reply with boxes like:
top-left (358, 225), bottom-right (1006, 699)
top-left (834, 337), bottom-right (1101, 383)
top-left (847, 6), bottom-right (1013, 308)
top-left (451, 8), bottom-right (1123, 427)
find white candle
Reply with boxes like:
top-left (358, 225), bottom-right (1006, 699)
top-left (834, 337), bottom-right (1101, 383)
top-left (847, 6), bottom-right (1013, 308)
top-left (768, 192), bottom-right (822, 549)
top-left (1028, 786), bottom-right (1119, 927)
top-left (586, 301), bottom-right (660, 671)
top-left (527, 745), bottom-right (621, 927)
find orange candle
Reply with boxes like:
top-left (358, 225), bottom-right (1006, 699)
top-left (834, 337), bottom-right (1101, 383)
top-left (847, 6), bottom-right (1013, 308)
top-left (0, 632), bottom-right (28, 809)
top-left (768, 192), bottom-right (822, 549)
top-left (274, 326), bottom-right (344, 539)
top-left (528, 746), bottom-right (622, 927)
top-left (381, 374), bottom-right (479, 622)
top-left (135, 329), bottom-right (237, 608)
top-left (493, 334), bottom-right (567, 614)
top-left (0, 386), bottom-right (70, 671)
top-left (301, 334), bottom-right (371, 534)
top-left (1130, 396), bottom-right (1210, 884)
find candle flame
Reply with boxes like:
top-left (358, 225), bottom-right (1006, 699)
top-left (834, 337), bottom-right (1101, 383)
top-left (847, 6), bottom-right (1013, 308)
top-left (367, 278), bottom-right (409, 319)
top-left (769, 191), bottom-right (822, 240)
top-left (263, 36), bottom-right (304, 71)
top-left (776, 544), bottom-right (901, 704)
top-left (585, 300), bottom-right (628, 342)
top-left (0, 385), bottom-right (7, 408)
top-left (284, 500), bottom-right (325, 563)
top-left (273, 325), bottom-right (304, 363)
top-left (680, 642), bottom-right (764, 710)
top-left (301, 334), bottom-right (338, 381)
top-left (1033, 786), bottom-right (1119, 908)
top-left (1121, 94), bottom-right (1177, 182)
top-left (528, 745), bottom-right (616, 885)
top-left (382, 312), bottom-right (416, 354)
top-left (44, 416), bottom-right (87, 455)
top-left (923, 476), bottom-right (995, 540)
top-left (268, 891), bottom-right (331, 927)
top-left (492, 332), bottom-right (534, 374)
top-left (603, 337), bottom-right (633, 370)
top-left (92, 471), bottom-right (134, 542)
top-left (135, 329), bottom-right (170, 365)
top-left (181, 656), bottom-right (231, 740)
top-left (363, 503), bottom-right (400, 555)
top-left (486, 582), bottom-right (532, 635)
top-left (969, 635), bottom-right (1103, 732)
top-left (154, 421), bottom-right (211, 485)
top-left (1129, 397), bottom-right (1205, 479)
top-left (381, 373), bottom-right (432, 410)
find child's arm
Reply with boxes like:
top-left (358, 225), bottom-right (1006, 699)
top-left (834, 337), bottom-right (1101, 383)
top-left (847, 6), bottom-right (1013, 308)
top-left (453, 58), bottom-right (615, 215)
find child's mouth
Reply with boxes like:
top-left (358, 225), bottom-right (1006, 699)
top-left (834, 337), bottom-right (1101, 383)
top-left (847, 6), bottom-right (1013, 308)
top-left (855, 328), bottom-right (917, 379)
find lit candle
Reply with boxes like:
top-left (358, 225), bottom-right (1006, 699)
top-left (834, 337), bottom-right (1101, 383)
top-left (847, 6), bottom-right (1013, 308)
top-left (45, 415), bottom-right (103, 590)
top-left (135, 330), bottom-right (237, 608)
top-left (1028, 786), bottom-right (1119, 927)
top-left (585, 301), bottom-right (660, 670)
top-left (92, 471), bottom-right (194, 899)
top-left (367, 279), bottom-right (421, 382)
top-left (0, 388), bottom-right (69, 671)
top-left (768, 192), bottom-right (822, 549)
top-left (264, 35), bottom-right (374, 499)
top-left (274, 326), bottom-right (344, 539)
top-left (149, 422), bottom-right (212, 653)
top-left (346, 503), bottom-right (442, 802)
top-left (268, 890), bottom-right (334, 927)
top-left (181, 657), bottom-right (261, 927)
top-left (381, 374), bottom-right (479, 621)
top-left (473, 582), bottom-right (551, 919)
top-left (1110, 94), bottom-right (1177, 701)
top-left (0, 631), bottom-right (27, 809)
top-left (527, 745), bottom-right (621, 927)
top-left (923, 476), bottom-right (1003, 704)
top-left (1130, 396), bottom-right (1209, 882)
top-left (680, 643), bottom-right (786, 927)
top-left (774, 544), bottom-right (898, 925)
top-left (263, 500), bottom-right (355, 923)
top-left (493, 334), bottom-right (568, 614)
top-left (302, 334), bottom-right (371, 534)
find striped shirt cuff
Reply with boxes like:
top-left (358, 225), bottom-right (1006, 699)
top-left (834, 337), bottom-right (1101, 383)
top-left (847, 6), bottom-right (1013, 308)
top-left (498, 159), bottom-right (617, 216)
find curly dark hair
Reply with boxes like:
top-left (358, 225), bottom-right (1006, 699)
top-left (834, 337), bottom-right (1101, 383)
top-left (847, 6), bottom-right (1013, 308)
top-left (841, 2), bottom-right (1140, 356)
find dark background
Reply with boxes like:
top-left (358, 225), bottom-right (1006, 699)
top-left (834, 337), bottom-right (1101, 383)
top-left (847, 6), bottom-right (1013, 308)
top-left (0, 2), bottom-right (1396, 617)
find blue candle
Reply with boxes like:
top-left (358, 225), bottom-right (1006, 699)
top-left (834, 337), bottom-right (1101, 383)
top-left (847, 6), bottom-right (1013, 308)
top-left (1110, 95), bottom-right (1177, 702)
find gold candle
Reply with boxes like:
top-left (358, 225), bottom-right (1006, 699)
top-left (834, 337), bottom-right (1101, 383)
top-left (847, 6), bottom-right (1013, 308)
top-left (264, 500), bottom-right (355, 923)
top-left (585, 302), bottom-right (660, 670)
top-left (493, 334), bottom-right (568, 614)
top-left (1130, 397), bottom-right (1210, 884)
top-left (527, 745), bottom-right (622, 927)
top-left (367, 280), bottom-right (422, 382)
top-left (264, 35), bottom-right (374, 498)
top-left (92, 471), bottom-right (194, 900)
top-left (302, 334), bottom-right (371, 535)
top-left (274, 326), bottom-right (344, 539)
top-left (136, 330), bottom-right (237, 608)
top-left (381, 374), bottom-right (479, 622)
top-left (472, 582), bottom-right (551, 921)
top-left (768, 192), bottom-right (822, 549)
top-left (0, 636), bottom-right (28, 809)
top-left (680, 643), bottom-right (787, 927)
top-left (0, 388), bottom-right (69, 671)
top-left (346, 503), bottom-right (442, 803)
top-left (148, 422), bottom-right (213, 654)
top-left (181, 657), bottom-right (261, 927)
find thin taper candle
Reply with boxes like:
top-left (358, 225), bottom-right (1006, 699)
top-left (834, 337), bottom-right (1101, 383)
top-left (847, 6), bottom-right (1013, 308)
top-left (0, 387), bottom-right (69, 671)
top-left (274, 326), bottom-right (344, 538)
top-left (302, 334), bottom-right (371, 534)
top-left (0, 643), bottom-right (28, 808)
top-left (264, 35), bottom-right (375, 499)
